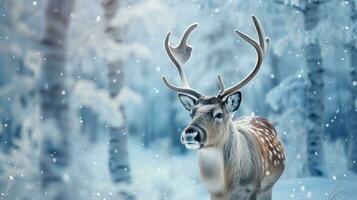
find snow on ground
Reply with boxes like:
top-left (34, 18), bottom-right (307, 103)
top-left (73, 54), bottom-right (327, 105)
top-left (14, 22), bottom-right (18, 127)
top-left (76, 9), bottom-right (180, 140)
top-left (71, 137), bottom-right (208, 200)
top-left (274, 178), bottom-right (357, 200)
top-left (72, 137), bottom-right (357, 200)
top-left (129, 139), bottom-right (209, 200)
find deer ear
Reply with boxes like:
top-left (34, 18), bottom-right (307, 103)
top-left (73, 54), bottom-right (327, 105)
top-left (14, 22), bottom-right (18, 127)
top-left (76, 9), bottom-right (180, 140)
top-left (178, 94), bottom-right (197, 111)
top-left (224, 91), bottom-right (242, 113)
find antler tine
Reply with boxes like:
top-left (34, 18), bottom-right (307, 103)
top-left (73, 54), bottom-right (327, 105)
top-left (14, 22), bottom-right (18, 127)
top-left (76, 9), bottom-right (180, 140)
top-left (178, 23), bottom-right (198, 48)
top-left (162, 23), bottom-right (202, 98)
top-left (252, 16), bottom-right (265, 53)
top-left (217, 75), bottom-right (225, 95)
top-left (252, 16), bottom-right (270, 57)
top-left (164, 32), bottom-right (188, 87)
top-left (218, 16), bottom-right (268, 100)
top-left (264, 38), bottom-right (270, 57)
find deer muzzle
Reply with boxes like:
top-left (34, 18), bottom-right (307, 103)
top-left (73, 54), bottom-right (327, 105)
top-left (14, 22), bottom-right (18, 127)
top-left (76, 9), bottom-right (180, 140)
top-left (181, 126), bottom-right (205, 150)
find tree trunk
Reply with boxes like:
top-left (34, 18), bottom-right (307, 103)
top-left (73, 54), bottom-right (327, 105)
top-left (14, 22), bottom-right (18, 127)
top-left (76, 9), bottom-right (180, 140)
top-left (347, 0), bottom-right (357, 174)
top-left (101, 0), bottom-right (135, 199)
top-left (270, 52), bottom-right (281, 88)
top-left (303, 2), bottom-right (325, 176)
top-left (39, 0), bottom-right (74, 199)
top-left (80, 106), bottom-right (99, 142)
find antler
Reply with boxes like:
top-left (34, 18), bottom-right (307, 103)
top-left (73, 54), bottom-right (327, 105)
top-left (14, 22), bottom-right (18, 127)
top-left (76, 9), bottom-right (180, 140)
top-left (162, 24), bottom-right (202, 98)
top-left (218, 16), bottom-right (269, 100)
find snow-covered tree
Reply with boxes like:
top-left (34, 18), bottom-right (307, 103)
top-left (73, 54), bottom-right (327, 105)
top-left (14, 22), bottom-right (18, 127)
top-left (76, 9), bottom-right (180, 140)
top-left (274, 0), bottom-right (326, 177)
top-left (301, 0), bottom-right (326, 177)
top-left (0, 0), bottom-right (45, 153)
top-left (101, 0), bottom-right (135, 198)
top-left (39, 0), bottom-right (74, 198)
top-left (346, 0), bottom-right (357, 174)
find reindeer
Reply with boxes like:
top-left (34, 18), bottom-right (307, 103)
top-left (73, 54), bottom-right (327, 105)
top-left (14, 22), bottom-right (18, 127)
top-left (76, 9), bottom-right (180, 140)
top-left (162, 16), bottom-right (285, 200)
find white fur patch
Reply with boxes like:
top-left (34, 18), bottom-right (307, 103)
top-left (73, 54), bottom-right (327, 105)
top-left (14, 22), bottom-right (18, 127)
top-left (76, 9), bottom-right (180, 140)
top-left (273, 149), bottom-right (277, 155)
top-left (268, 151), bottom-right (273, 160)
top-left (185, 143), bottom-right (200, 150)
top-left (198, 148), bottom-right (225, 193)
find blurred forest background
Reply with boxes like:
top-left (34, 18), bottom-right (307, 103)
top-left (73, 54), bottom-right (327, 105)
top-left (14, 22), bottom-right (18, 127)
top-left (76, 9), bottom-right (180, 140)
top-left (0, 0), bottom-right (356, 199)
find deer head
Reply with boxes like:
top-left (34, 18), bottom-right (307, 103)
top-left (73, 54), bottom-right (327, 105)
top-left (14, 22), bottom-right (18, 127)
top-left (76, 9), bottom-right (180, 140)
top-left (162, 16), bottom-right (269, 150)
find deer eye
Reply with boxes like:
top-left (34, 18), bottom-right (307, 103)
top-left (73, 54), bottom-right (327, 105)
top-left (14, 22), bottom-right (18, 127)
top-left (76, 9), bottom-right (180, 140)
top-left (214, 112), bottom-right (223, 119)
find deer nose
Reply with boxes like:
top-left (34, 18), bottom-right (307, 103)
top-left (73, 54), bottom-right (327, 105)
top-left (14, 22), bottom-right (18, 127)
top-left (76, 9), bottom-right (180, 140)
top-left (182, 126), bottom-right (201, 143)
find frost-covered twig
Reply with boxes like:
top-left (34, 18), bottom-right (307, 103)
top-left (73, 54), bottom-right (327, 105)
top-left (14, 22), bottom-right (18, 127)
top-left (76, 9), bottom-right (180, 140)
top-left (328, 183), bottom-right (346, 200)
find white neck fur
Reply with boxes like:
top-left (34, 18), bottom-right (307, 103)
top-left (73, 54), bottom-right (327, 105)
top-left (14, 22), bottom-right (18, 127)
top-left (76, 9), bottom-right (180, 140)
top-left (197, 121), bottom-right (252, 194)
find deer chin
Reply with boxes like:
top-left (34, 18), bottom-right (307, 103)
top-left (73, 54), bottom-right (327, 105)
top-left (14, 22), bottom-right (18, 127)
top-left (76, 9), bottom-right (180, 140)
top-left (184, 142), bottom-right (202, 150)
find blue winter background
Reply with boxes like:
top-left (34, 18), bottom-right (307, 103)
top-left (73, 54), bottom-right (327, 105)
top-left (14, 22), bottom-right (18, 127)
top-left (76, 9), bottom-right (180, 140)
top-left (0, 0), bottom-right (357, 199)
